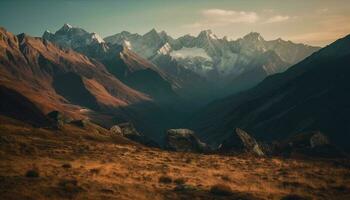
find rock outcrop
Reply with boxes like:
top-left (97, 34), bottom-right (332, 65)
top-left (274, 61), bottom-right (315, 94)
top-left (218, 128), bottom-right (265, 156)
top-left (114, 122), bottom-right (159, 148)
top-left (164, 129), bottom-right (209, 152)
top-left (286, 131), bottom-right (330, 149)
top-left (275, 131), bottom-right (345, 158)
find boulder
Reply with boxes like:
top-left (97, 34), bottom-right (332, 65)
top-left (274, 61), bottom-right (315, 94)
top-left (310, 132), bottom-right (330, 148)
top-left (110, 125), bottom-right (122, 136)
top-left (47, 110), bottom-right (65, 129)
top-left (275, 131), bottom-right (345, 158)
top-left (287, 131), bottom-right (330, 149)
top-left (218, 128), bottom-right (265, 156)
top-left (165, 129), bottom-right (208, 152)
top-left (118, 122), bottom-right (142, 138)
top-left (116, 122), bottom-right (159, 148)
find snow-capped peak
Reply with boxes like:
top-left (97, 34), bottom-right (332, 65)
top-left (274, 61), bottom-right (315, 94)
top-left (62, 23), bottom-right (73, 30)
top-left (91, 32), bottom-right (105, 43)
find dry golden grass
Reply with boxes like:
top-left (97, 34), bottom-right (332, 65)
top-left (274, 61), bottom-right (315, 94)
top-left (0, 116), bottom-right (349, 200)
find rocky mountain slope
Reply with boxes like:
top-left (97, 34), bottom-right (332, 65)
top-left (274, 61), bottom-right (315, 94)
top-left (43, 24), bottom-right (178, 103)
top-left (0, 27), bottom-right (149, 115)
top-left (190, 34), bottom-right (350, 151)
top-left (0, 27), bottom-right (191, 144)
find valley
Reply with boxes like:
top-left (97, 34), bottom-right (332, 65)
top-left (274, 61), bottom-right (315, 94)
top-left (1, 1), bottom-right (350, 198)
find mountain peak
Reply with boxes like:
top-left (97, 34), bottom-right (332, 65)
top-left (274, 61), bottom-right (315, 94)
top-left (143, 28), bottom-right (160, 40)
top-left (60, 23), bottom-right (73, 31)
top-left (63, 23), bottom-right (72, 28)
top-left (243, 32), bottom-right (264, 41)
top-left (198, 29), bottom-right (218, 40)
top-left (198, 29), bottom-right (212, 36)
top-left (159, 30), bottom-right (168, 37)
top-left (42, 30), bottom-right (54, 39)
top-left (144, 28), bottom-right (158, 35)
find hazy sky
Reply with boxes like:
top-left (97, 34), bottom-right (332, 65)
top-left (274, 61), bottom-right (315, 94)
top-left (1, 0), bottom-right (349, 46)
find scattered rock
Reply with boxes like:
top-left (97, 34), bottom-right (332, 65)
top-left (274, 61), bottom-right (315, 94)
top-left (164, 129), bottom-right (209, 152)
top-left (276, 131), bottom-right (345, 158)
top-left (287, 131), bottom-right (329, 149)
top-left (218, 128), bottom-right (265, 156)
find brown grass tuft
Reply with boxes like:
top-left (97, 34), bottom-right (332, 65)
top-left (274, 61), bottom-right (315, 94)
top-left (25, 169), bottom-right (39, 178)
top-left (159, 175), bottom-right (172, 184)
top-left (210, 184), bottom-right (233, 196)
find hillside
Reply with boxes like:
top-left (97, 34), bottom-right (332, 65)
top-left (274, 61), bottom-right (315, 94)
top-left (190, 34), bottom-right (350, 151)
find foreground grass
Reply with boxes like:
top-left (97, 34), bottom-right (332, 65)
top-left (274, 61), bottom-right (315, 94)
top-left (0, 117), bottom-right (349, 200)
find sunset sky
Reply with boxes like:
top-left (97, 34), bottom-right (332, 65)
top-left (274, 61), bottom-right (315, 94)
top-left (1, 0), bottom-right (349, 46)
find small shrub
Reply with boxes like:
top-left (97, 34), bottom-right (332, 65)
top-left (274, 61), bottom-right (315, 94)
top-left (25, 169), bottom-right (39, 178)
top-left (174, 178), bottom-right (186, 185)
top-left (90, 168), bottom-right (100, 174)
top-left (62, 163), bottom-right (72, 168)
top-left (159, 175), bottom-right (172, 184)
top-left (210, 184), bottom-right (233, 196)
top-left (59, 179), bottom-right (81, 194)
top-left (174, 184), bottom-right (198, 192)
top-left (220, 175), bottom-right (231, 181)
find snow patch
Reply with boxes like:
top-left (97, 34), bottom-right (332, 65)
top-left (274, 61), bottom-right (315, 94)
top-left (157, 43), bottom-right (171, 55)
top-left (209, 33), bottom-right (218, 40)
top-left (123, 40), bottom-right (132, 49)
top-left (170, 47), bottom-right (212, 60)
top-left (65, 23), bottom-right (72, 28)
top-left (91, 33), bottom-right (105, 43)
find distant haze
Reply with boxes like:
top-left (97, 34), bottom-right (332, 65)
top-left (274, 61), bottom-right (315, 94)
top-left (0, 0), bottom-right (349, 46)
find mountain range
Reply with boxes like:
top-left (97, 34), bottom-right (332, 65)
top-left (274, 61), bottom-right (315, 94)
top-left (104, 28), bottom-right (320, 97)
top-left (1, 23), bottom-right (349, 151)
top-left (44, 24), bottom-right (320, 101)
